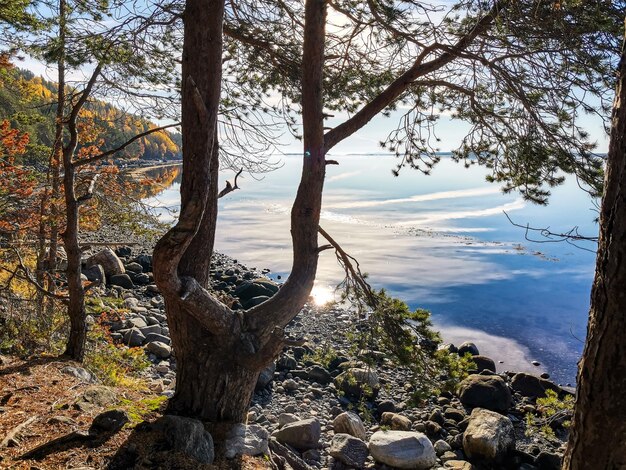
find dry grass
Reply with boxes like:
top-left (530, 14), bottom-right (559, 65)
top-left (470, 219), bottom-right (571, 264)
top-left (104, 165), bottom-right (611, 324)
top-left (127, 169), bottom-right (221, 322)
top-left (0, 356), bottom-right (271, 470)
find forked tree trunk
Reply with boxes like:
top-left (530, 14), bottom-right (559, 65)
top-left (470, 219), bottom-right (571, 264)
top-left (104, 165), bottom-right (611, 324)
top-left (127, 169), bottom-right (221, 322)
top-left (562, 20), bottom-right (626, 470)
top-left (152, 0), bottom-right (328, 431)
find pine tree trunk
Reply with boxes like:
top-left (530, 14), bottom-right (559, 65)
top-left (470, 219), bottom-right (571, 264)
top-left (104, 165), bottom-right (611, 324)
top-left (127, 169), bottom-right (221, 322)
top-left (62, 152), bottom-right (86, 361)
top-left (562, 20), bottom-right (626, 470)
top-left (152, 0), bottom-right (329, 433)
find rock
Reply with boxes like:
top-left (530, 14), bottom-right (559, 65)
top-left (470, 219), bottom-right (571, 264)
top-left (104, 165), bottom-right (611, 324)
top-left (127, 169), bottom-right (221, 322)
top-left (306, 365), bottom-right (332, 384)
top-left (82, 264), bottom-right (105, 284)
top-left (146, 341), bottom-right (171, 359)
top-left (134, 254), bottom-right (152, 272)
top-left (439, 343), bottom-right (458, 354)
top-left (277, 355), bottom-right (297, 371)
top-left (124, 262), bottom-right (143, 273)
top-left (255, 362), bottom-right (276, 391)
top-left (376, 400), bottom-right (396, 415)
top-left (144, 333), bottom-right (171, 345)
top-left (139, 325), bottom-right (162, 337)
top-left (381, 412), bottom-right (412, 431)
top-left (535, 451), bottom-right (562, 470)
top-left (60, 366), bottom-right (98, 384)
top-left (335, 368), bottom-right (380, 398)
top-left (85, 249), bottom-right (125, 277)
top-left (242, 295), bottom-right (270, 309)
top-left (434, 439), bottom-right (452, 455)
top-left (123, 328), bottom-right (146, 347)
top-left (282, 379), bottom-right (298, 391)
top-left (110, 274), bottom-right (134, 289)
top-left (127, 317), bottom-right (147, 328)
top-left (273, 418), bottom-right (321, 451)
top-left (278, 413), bottom-right (300, 428)
top-left (444, 460), bottom-right (475, 470)
top-left (458, 374), bottom-right (512, 412)
top-left (79, 386), bottom-right (117, 407)
top-left (330, 433), bottom-right (369, 469)
top-left (154, 416), bottom-right (214, 464)
top-left (333, 412), bottom-right (367, 441)
top-left (532, 360), bottom-right (541, 366)
top-left (444, 408), bottom-right (466, 422)
top-left (511, 372), bottom-right (560, 398)
top-left (457, 342), bottom-right (480, 356)
top-left (234, 280), bottom-right (278, 302)
top-left (429, 409), bottom-right (445, 425)
top-left (463, 408), bottom-right (515, 462)
top-left (471, 355), bottom-right (496, 373)
top-left (223, 424), bottom-right (269, 459)
top-left (368, 431), bottom-right (437, 469)
top-left (115, 246), bottom-right (132, 258)
top-left (89, 409), bottom-right (129, 434)
top-left (132, 273), bottom-right (151, 285)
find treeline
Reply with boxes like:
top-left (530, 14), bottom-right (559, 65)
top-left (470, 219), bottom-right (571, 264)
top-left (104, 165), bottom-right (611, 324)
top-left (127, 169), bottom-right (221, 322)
top-left (0, 63), bottom-right (181, 166)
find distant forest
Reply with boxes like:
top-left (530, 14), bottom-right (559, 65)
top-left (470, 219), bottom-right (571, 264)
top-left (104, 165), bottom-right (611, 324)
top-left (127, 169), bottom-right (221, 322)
top-left (0, 65), bottom-right (181, 166)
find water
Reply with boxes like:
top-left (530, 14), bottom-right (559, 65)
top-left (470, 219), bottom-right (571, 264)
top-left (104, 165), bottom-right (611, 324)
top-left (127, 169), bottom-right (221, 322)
top-left (146, 154), bottom-right (598, 385)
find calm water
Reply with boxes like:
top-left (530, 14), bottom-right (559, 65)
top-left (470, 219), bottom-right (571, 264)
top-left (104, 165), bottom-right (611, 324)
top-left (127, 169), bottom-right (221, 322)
top-left (146, 154), bottom-right (598, 385)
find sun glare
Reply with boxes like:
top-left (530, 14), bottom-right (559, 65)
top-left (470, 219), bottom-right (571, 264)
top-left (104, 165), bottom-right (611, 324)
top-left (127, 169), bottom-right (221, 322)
top-left (311, 285), bottom-right (335, 306)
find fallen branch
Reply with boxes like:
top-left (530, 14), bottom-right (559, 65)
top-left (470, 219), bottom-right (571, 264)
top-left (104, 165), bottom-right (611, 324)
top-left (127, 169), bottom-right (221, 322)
top-left (268, 439), bottom-right (316, 470)
top-left (1, 416), bottom-right (37, 449)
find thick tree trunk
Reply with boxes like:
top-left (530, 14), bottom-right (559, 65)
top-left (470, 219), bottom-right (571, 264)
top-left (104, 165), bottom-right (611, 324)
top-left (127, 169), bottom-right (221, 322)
top-left (562, 21), bottom-right (626, 470)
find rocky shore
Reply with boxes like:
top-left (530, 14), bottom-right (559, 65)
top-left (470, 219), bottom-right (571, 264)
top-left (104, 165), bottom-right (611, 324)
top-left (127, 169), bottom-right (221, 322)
top-left (78, 244), bottom-right (572, 470)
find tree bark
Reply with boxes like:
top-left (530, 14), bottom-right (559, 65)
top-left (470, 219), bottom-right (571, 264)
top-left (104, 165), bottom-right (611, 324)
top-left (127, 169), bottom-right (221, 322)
top-left (152, 0), bottom-right (329, 429)
top-left (562, 19), bottom-right (626, 470)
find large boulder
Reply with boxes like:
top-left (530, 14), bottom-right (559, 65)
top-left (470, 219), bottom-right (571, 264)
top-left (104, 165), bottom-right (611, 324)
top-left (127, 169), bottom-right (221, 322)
top-left (234, 280), bottom-right (278, 303)
top-left (333, 412), bottom-right (367, 441)
top-left (153, 416), bottom-right (214, 464)
top-left (335, 368), bottom-right (380, 399)
top-left (85, 248), bottom-right (125, 277)
top-left (369, 431), bottom-right (437, 469)
top-left (330, 433), bottom-right (369, 468)
top-left (458, 374), bottom-right (512, 412)
top-left (223, 424), bottom-right (269, 459)
top-left (457, 342), bottom-right (480, 356)
top-left (471, 355), bottom-right (497, 373)
top-left (273, 418), bottom-right (321, 451)
top-left (511, 372), bottom-right (560, 398)
top-left (463, 408), bottom-right (515, 463)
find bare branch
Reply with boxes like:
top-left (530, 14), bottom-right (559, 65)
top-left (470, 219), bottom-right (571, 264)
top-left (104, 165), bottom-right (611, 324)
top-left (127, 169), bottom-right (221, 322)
top-left (217, 168), bottom-right (243, 198)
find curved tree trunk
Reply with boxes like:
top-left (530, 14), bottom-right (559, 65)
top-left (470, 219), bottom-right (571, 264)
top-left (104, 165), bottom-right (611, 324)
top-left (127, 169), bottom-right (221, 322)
top-left (562, 20), bottom-right (626, 470)
top-left (152, 0), bottom-right (328, 432)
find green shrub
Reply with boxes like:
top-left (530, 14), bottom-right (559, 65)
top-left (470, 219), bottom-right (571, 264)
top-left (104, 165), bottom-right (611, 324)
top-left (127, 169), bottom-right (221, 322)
top-left (525, 389), bottom-right (574, 439)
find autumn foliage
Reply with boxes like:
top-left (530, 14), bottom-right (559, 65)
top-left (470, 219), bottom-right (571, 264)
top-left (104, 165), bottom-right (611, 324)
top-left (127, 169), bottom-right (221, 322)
top-left (0, 119), bottom-right (37, 236)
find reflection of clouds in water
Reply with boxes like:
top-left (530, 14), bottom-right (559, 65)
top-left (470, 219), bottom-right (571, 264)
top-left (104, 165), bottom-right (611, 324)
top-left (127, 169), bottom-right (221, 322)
top-left (398, 198), bottom-right (526, 226)
top-left (435, 324), bottom-right (547, 376)
top-left (216, 210), bottom-right (513, 290)
top-left (326, 186), bottom-right (501, 209)
top-left (326, 170), bottom-right (363, 183)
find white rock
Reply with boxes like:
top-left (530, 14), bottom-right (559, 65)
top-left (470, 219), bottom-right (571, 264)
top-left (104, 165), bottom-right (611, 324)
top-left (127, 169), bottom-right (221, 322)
top-left (369, 431), bottom-right (437, 469)
top-left (463, 408), bottom-right (515, 462)
top-left (223, 424), bottom-right (269, 459)
top-left (333, 411), bottom-right (367, 441)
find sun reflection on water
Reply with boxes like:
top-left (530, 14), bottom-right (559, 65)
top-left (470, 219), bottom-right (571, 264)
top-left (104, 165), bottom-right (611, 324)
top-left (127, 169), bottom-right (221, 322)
top-left (310, 284), bottom-right (335, 306)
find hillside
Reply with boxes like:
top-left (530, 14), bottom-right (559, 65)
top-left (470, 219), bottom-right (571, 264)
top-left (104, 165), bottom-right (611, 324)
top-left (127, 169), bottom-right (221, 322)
top-left (0, 63), bottom-right (181, 166)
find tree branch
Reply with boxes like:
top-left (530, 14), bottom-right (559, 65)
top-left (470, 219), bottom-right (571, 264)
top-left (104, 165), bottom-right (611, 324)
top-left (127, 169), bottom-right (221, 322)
top-left (324, 0), bottom-right (507, 150)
